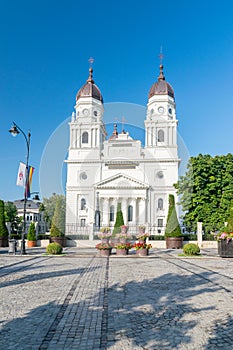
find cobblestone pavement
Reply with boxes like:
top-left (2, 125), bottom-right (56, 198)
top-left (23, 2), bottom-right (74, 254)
top-left (0, 247), bottom-right (233, 349)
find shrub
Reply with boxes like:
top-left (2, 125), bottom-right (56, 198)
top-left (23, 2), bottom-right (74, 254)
top-left (27, 222), bottom-right (36, 241)
top-left (46, 242), bottom-right (63, 255)
top-left (165, 194), bottom-right (182, 238)
top-left (113, 203), bottom-right (124, 236)
top-left (0, 200), bottom-right (9, 237)
top-left (183, 243), bottom-right (200, 256)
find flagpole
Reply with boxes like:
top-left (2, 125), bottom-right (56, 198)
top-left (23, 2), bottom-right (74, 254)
top-left (9, 122), bottom-right (31, 255)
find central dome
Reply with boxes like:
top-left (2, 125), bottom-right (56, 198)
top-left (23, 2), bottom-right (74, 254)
top-left (76, 68), bottom-right (103, 103)
top-left (148, 64), bottom-right (174, 99)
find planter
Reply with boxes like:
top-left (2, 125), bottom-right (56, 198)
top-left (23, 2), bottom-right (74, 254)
top-left (27, 240), bottom-right (37, 248)
top-left (166, 237), bottom-right (183, 249)
top-left (110, 237), bottom-right (119, 247)
top-left (116, 248), bottom-right (128, 256)
top-left (101, 238), bottom-right (110, 244)
top-left (0, 237), bottom-right (9, 247)
top-left (218, 240), bottom-right (233, 258)
top-left (50, 236), bottom-right (66, 247)
top-left (136, 248), bottom-right (149, 256)
top-left (99, 249), bottom-right (111, 257)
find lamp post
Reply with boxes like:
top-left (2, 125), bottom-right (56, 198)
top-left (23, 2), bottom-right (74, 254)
top-left (9, 122), bottom-right (31, 255)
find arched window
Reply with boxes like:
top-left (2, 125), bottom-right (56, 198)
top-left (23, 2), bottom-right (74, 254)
top-left (158, 129), bottom-right (164, 142)
top-left (109, 205), bottom-right (114, 222)
top-left (158, 198), bottom-right (163, 210)
top-left (128, 205), bottom-right (133, 222)
top-left (81, 198), bottom-right (86, 210)
top-left (82, 132), bottom-right (88, 144)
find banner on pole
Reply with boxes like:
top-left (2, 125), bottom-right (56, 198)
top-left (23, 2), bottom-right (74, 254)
top-left (16, 162), bottom-right (26, 187)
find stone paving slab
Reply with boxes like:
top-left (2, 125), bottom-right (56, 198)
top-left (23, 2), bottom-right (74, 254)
top-left (0, 248), bottom-right (233, 349)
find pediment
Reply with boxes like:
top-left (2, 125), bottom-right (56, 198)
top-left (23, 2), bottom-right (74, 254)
top-left (95, 173), bottom-right (149, 189)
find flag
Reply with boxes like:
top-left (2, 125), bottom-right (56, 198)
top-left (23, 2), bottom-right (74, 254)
top-left (16, 162), bottom-right (26, 187)
top-left (25, 166), bottom-right (35, 198)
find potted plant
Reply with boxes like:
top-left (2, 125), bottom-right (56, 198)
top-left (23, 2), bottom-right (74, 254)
top-left (218, 200), bottom-right (233, 258)
top-left (164, 194), bottom-right (183, 249)
top-left (0, 200), bottom-right (9, 247)
top-left (27, 222), bottom-right (37, 247)
top-left (120, 225), bottom-right (128, 234)
top-left (98, 227), bottom-right (112, 243)
top-left (95, 242), bottom-right (112, 257)
top-left (116, 232), bottom-right (132, 244)
top-left (138, 225), bottom-right (146, 234)
top-left (136, 232), bottom-right (150, 243)
top-left (133, 242), bottom-right (152, 256)
top-left (115, 243), bottom-right (132, 255)
top-left (49, 197), bottom-right (66, 247)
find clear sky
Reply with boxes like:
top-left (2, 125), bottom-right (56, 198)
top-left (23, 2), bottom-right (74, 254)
top-left (1, 0), bottom-right (233, 201)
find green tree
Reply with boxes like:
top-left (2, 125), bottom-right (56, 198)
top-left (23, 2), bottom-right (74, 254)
top-left (0, 200), bottom-right (9, 237)
top-left (113, 203), bottom-right (124, 236)
top-left (27, 222), bottom-right (37, 241)
top-left (4, 201), bottom-right (17, 223)
top-left (226, 199), bottom-right (233, 232)
top-left (165, 194), bottom-right (182, 237)
top-left (175, 153), bottom-right (233, 233)
top-left (43, 194), bottom-right (66, 228)
top-left (50, 196), bottom-right (65, 237)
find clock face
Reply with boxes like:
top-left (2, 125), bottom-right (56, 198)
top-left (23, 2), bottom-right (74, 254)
top-left (158, 106), bottom-right (164, 114)
top-left (82, 109), bottom-right (89, 116)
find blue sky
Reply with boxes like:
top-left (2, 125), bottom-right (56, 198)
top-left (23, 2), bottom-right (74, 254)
top-left (1, 0), bottom-right (233, 201)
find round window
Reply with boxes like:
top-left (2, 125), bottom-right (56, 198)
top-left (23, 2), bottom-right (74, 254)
top-left (157, 171), bottom-right (164, 179)
top-left (80, 172), bottom-right (87, 180)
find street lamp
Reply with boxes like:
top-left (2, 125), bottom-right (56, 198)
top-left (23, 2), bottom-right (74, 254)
top-left (9, 122), bottom-right (31, 255)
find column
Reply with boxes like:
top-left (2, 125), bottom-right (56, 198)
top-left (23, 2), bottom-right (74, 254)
top-left (138, 198), bottom-right (146, 224)
top-left (102, 198), bottom-right (109, 226)
top-left (121, 198), bottom-right (127, 224)
top-left (131, 198), bottom-right (137, 225)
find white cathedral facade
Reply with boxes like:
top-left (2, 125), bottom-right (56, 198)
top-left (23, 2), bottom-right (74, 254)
top-left (65, 64), bottom-right (180, 236)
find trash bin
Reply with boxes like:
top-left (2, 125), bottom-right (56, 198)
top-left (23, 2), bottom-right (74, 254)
top-left (8, 239), bottom-right (17, 254)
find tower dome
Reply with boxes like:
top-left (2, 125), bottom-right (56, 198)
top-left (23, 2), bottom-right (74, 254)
top-left (76, 67), bottom-right (103, 103)
top-left (148, 64), bottom-right (174, 99)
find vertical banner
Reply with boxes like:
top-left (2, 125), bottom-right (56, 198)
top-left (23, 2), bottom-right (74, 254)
top-left (25, 166), bottom-right (35, 198)
top-left (16, 162), bottom-right (26, 187)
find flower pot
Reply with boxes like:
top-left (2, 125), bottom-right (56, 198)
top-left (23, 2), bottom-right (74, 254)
top-left (50, 237), bottom-right (66, 247)
top-left (27, 240), bottom-right (37, 248)
top-left (166, 237), bottom-right (183, 249)
top-left (0, 237), bottom-right (9, 247)
top-left (99, 249), bottom-right (111, 257)
top-left (116, 248), bottom-right (128, 256)
top-left (218, 240), bottom-right (233, 258)
top-left (136, 248), bottom-right (149, 256)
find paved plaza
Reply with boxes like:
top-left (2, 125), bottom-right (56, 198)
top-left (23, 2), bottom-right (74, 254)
top-left (0, 246), bottom-right (233, 350)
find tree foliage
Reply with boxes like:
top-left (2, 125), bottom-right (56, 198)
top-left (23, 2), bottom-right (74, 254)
top-left (226, 199), bottom-right (233, 232)
top-left (0, 200), bottom-right (9, 237)
top-left (113, 203), bottom-right (124, 236)
top-left (42, 194), bottom-right (66, 228)
top-left (50, 196), bottom-right (65, 237)
top-left (165, 194), bottom-right (182, 237)
top-left (4, 201), bottom-right (17, 223)
top-left (175, 153), bottom-right (233, 233)
top-left (27, 222), bottom-right (36, 241)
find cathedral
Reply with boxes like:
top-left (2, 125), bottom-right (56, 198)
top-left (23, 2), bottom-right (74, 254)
top-left (65, 63), bottom-right (180, 236)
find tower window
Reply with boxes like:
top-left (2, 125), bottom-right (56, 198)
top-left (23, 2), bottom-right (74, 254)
top-left (158, 130), bottom-right (164, 142)
top-left (81, 198), bottom-right (86, 210)
top-left (82, 132), bottom-right (88, 144)
top-left (128, 205), bottom-right (133, 222)
top-left (94, 111), bottom-right (97, 116)
top-left (109, 205), bottom-right (114, 222)
top-left (158, 219), bottom-right (163, 227)
top-left (158, 198), bottom-right (163, 210)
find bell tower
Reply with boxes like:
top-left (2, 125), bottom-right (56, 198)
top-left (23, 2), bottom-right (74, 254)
top-left (68, 64), bottom-right (107, 159)
top-left (145, 64), bottom-right (178, 159)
